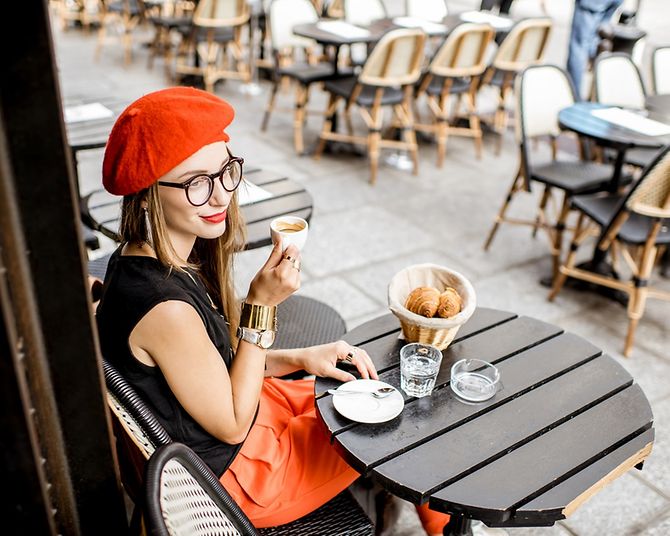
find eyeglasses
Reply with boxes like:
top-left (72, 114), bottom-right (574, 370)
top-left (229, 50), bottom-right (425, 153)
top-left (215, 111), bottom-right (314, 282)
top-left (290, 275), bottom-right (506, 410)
top-left (158, 153), bottom-right (244, 207)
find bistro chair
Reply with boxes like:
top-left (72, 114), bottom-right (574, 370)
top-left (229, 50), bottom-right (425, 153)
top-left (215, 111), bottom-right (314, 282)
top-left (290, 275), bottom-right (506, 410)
top-left (103, 358), bottom-right (173, 534)
top-left (56, 0), bottom-right (101, 31)
top-left (414, 22), bottom-right (494, 165)
top-left (145, 0), bottom-right (196, 76)
top-left (405, 0), bottom-right (448, 22)
top-left (344, 0), bottom-right (385, 26)
top-left (592, 51), bottom-right (657, 169)
top-left (479, 17), bottom-right (552, 153)
top-left (261, 0), bottom-right (340, 154)
top-left (145, 442), bottom-right (375, 536)
top-left (174, 0), bottom-right (251, 92)
top-left (652, 45), bottom-right (670, 95)
top-left (593, 52), bottom-right (647, 110)
top-left (484, 64), bottom-right (631, 276)
top-left (95, 0), bottom-right (147, 65)
top-left (314, 28), bottom-right (426, 184)
top-left (549, 145), bottom-right (670, 357)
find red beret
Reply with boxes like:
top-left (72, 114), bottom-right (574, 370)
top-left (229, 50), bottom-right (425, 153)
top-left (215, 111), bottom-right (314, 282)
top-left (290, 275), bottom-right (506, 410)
top-left (102, 87), bottom-right (235, 196)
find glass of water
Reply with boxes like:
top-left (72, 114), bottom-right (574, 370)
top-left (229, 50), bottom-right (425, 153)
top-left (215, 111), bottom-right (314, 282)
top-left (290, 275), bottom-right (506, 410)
top-left (400, 343), bottom-right (443, 398)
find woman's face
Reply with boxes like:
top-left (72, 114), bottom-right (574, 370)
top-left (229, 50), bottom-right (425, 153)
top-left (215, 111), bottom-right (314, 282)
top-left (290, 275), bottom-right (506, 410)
top-left (156, 141), bottom-right (235, 245)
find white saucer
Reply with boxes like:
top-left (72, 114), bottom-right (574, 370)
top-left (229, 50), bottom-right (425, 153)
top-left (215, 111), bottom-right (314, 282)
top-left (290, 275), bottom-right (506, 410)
top-left (331, 379), bottom-right (404, 424)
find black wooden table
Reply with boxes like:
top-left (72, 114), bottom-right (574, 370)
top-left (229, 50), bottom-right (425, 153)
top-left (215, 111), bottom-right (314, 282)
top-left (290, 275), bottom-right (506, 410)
top-left (81, 167), bottom-right (313, 250)
top-left (315, 309), bottom-right (654, 534)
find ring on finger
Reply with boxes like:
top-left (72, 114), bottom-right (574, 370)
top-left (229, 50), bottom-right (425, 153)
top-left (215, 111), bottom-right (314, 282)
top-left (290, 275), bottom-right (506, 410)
top-left (343, 351), bottom-right (355, 364)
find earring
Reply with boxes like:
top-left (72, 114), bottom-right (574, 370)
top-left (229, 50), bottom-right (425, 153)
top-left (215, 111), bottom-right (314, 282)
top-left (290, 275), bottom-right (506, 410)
top-left (143, 207), bottom-right (153, 247)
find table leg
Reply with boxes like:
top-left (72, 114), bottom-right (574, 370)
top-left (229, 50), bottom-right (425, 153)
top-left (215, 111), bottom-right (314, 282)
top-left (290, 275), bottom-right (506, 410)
top-left (443, 514), bottom-right (473, 536)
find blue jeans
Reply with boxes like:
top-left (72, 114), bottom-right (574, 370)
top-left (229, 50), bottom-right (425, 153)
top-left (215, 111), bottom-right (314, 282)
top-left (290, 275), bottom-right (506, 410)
top-left (567, 0), bottom-right (622, 98)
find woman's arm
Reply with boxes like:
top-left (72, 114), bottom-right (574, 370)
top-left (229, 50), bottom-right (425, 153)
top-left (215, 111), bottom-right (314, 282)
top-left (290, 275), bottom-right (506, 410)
top-left (130, 300), bottom-right (267, 444)
top-left (265, 341), bottom-right (378, 382)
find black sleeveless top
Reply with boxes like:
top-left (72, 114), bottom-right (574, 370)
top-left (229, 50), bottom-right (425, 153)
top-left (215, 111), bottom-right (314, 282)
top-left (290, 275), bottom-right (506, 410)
top-left (96, 246), bottom-right (242, 476)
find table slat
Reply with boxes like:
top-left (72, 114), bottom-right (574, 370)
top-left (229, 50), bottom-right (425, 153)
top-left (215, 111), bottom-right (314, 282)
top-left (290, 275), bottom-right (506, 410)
top-left (512, 428), bottom-right (654, 526)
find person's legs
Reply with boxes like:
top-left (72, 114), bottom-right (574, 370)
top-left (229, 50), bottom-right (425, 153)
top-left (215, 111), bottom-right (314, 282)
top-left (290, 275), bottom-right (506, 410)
top-left (567, 6), bottom-right (602, 99)
top-left (220, 378), bottom-right (359, 527)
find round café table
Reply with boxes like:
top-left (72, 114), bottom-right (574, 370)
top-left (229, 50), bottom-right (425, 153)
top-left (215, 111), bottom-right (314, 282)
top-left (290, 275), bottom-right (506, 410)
top-left (315, 309), bottom-right (654, 535)
top-left (558, 101), bottom-right (670, 192)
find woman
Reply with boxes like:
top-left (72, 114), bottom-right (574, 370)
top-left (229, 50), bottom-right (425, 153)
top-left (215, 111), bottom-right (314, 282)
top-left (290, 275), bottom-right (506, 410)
top-left (96, 87), bottom-right (449, 534)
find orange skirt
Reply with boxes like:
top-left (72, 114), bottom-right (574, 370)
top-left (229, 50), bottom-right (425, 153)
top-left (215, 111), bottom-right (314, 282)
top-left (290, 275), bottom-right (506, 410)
top-left (220, 377), bottom-right (449, 533)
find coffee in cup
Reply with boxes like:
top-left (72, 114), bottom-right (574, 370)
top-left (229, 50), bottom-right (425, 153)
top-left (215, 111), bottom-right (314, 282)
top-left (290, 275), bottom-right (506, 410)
top-left (270, 216), bottom-right (309, 252)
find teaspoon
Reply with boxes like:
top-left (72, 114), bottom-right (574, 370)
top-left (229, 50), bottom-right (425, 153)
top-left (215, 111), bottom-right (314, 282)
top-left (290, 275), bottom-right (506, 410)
top-left (327, 387), bottom-right (395, 399)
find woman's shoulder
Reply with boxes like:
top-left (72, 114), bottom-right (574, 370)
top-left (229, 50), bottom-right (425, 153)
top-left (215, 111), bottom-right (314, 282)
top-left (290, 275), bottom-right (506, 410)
top-left (103, 251), bottom-right (193, 306)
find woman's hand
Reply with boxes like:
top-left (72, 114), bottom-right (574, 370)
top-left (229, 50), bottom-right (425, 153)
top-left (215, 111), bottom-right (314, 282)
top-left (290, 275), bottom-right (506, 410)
top-left (246, 241), bottom-right (301, 307)
top-left (297, 341), bottom-right (379, 383)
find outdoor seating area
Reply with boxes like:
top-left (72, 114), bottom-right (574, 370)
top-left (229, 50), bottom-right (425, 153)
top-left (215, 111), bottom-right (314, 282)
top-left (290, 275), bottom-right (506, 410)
top-left (3, 0), bottom-right (669, 535)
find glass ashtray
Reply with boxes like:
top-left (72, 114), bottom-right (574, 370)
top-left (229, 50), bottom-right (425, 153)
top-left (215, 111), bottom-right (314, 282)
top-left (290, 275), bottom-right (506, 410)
top-left (450, 359), bottom-right (500, 402)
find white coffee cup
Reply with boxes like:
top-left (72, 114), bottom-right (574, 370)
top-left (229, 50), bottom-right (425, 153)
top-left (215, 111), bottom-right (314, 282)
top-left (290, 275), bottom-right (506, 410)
top-left (270, 216), bottom-right (309, 252)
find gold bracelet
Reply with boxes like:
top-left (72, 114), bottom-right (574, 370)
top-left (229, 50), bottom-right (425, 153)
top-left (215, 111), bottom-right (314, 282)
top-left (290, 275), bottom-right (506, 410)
top-left (240, 302), bottom-right (277, 331)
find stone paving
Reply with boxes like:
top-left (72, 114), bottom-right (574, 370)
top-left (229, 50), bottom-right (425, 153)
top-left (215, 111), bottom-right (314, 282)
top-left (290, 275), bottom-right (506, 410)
top-left (51, 1), bottom-right (669, 534)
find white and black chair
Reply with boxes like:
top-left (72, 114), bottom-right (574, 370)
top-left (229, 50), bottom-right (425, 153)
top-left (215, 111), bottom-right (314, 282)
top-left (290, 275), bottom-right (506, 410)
top-left (405, 0), bottom-right (447, 22)
top-left (485, 64), bottom-right (633, 276)
top-left (144, 441), bottom-right (375, 536)
top-left (652, 45), bottom-right (670, 95)
top-left (261, 0), bottom-right (344, 154)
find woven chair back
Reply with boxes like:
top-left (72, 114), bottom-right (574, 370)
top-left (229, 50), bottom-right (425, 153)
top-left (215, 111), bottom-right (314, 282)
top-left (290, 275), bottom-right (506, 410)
top-left (627, 147), bottom-right (670, 218)
top-left (429, 23), bottom-right (493, 78)
top-left (358, 28), bottom-right (426, 87)
top-left (594, 52), bottom-right (646, 109)
top-left (492, 17), bottom-right (552, 72)
top-left (269, 0), bottom-right (318, 51)
top-left (344, 0), bottom-right (385, 26)
top-left (652, 46), bottom-right (670, 95)
top-left (193, 0), bottom-right (249, 28)
top-left (406, 0), bottom-right (447, 22)
top-left (515, 64), bottom-right (576, 143)
top-left (145, 443), bottom-right (259, 536)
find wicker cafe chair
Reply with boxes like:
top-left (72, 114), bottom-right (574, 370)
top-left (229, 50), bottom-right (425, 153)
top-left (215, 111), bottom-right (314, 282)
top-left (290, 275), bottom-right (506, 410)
top-left (95, 0), bottom-right (147, 65)
top-left (652, 46), bottom-right (670, 95)
top-left (315, 28), bottom-right (426, 185)
top-left (414, 22), bottom-right (494, 165)
top-left (593, 52), bottom-right (647, 110)
top-left (549, 145), bottom-right (670, 357)
top-left (484, 64), bottom-right (631, 277)
top-left (405, 0), bottom-right (447, 23)
top-left (146, 442), bottom-right (375, 536)
top-left (103, 358), bottom-right (173, 534)
top-left (592, 51), bottom-right (658, 170)
top-left (175, 0), bottom-right (251, 92)
top-left (261, 0), bottom-right (340, 154)
top-left (479, 17), bottom-right (552, 153)
top-left (145, 0), bottom-right (196, 75)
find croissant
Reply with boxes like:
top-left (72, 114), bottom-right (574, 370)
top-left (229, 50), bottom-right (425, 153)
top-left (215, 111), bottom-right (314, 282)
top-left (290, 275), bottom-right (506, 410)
top-left (405, 286), bottom-right (440, 318)
top-left (437, 287), bottom-right (462, 318)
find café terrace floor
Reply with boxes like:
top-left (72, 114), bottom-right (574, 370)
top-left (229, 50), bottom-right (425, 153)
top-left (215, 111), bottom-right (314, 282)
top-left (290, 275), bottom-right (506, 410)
top-left (52, 0), bottom-right (669, 534)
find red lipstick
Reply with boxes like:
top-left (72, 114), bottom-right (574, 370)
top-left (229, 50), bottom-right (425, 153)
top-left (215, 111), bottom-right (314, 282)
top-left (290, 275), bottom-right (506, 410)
top-left (201, 210), bottom-right (227, 224)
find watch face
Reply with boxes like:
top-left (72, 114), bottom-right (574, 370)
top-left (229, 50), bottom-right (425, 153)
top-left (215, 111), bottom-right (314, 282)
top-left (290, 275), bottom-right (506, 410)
top-left (260, 330), bottom-right (276, 349)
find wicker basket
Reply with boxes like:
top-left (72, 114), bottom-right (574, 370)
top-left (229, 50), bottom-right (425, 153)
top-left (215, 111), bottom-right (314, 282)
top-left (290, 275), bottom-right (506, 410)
top-left (388, 264), bottom-right (476, 350)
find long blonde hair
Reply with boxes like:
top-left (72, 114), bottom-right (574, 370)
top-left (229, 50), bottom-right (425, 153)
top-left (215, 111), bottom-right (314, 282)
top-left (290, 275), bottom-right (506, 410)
top-left (119, 183), bottom-right (247, 344)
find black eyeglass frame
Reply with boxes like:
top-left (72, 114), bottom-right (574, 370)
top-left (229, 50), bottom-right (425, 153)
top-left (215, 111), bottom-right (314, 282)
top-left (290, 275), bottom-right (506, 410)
top-left (157, 151), bottom-right (245, 207)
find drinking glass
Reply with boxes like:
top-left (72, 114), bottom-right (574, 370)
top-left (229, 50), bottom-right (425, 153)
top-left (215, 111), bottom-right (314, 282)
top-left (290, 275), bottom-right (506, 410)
top-left (399, 343), bottom-right (443, 398)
